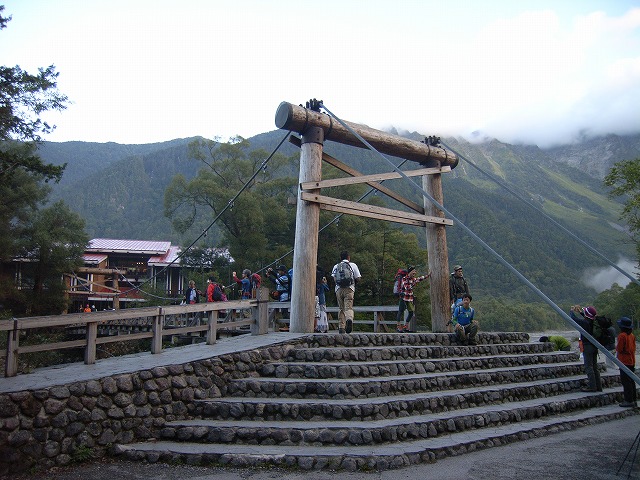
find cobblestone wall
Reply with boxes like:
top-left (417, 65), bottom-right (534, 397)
top-left (0, 343), bottom-right (296, 476)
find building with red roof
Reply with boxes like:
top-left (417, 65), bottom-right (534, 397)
top-left (66, 238), bottom-right (186, 312)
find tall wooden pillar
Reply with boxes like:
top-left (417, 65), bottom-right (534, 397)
top-left (423, 173), bottom-right (450, 332)
top-left (113, 274), bottom-right (120, 310)
top-left (290, 127), bottom-right (323, 332)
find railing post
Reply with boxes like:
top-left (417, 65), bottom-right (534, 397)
top-left (151, 307), bottom-right (164, 354)
top-left (252, 287), bottom-right (270, 335)
top-left (206, 309), bottom-right (218, 345)
top-left (84, 320), bottom-right (97, 365)
top-left (5, 319), bottom-right (19, 377)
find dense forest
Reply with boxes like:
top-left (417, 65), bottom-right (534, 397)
top-left (34, 131), bottom-right (640, 331)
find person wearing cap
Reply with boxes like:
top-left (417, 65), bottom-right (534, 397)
top-left (451, 294), bottom-right (478, 345)
top-left (615, 316), bottom-right (637, 408)
top-left (569, 305), bottom-right (603, 392)
top-left (449, 265), bottom-right (470, 310)
top-left (396, 266), bottom-right (431, 333)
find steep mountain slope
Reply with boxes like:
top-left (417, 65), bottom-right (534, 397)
top-left (36, 132), bottom-right (638, 303)
top-left (38, 138), bottom-right (196, 187)
top-left (544, 133), bottom-right (640, 180)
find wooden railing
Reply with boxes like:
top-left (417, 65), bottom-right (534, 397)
top-left (268, 302), bottom-right (404, 332)
top-left (1, 292), bottom-right (405, 378)
top-left (0, 288), bottom-right (271, 377)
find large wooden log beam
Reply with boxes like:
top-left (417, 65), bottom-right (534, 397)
top-left (275, 101), bottom-right (458, 168)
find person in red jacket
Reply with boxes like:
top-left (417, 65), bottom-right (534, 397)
top-left (616, 316), bottom-right (637, 408)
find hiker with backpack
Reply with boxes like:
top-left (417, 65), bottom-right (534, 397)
top-left (396, 266), bottom-right (430, 333)
top-left (206, 276), bottom-right (225, 302)
top-left (331, 251), bottom-right (362, 334)
top-left (266, 265), bottom-right (291, 302)
top-left (569, 305), bottom-right (603, 392)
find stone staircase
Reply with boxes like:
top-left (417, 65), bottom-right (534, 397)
top-left (115, 332), bottom-right (637, 471)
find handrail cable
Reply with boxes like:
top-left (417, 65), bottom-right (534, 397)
top-left (320, 101), bottom-right (640, 386)
top-left (88, 129), bottom-right (293, 300)
top-left (441, 140), bottom-right (640, 287)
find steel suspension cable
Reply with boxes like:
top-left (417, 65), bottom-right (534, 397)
top-left (320, 102), bottom-right (640, 385)
top-left (115, 129), bottom-right (293, 299)
top-left (441, 140), bottom-right (640, 287)
top-left (253, 157), bottom-right (411, 279)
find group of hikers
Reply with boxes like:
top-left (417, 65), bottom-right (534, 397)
top-left (183, 255), bottom-right (637, 408)
top-left (182, 255), bottom-right (478, 344)
top-left (566, 305), bottom-right (637, 409)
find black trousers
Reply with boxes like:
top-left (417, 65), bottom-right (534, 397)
top-left (620, 364), bottom-right (637, 403)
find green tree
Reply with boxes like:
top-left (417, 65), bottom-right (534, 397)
top-left (0, 6), bottom-right (85, 316)
top-left (1, 6), bottom-right (68, 180)
top-left (14, 202), bottom-right (88, 315)
top-left (594, 282), bottom-right (640, 325)
top-left (604, 157), bottom-right (640, 261)
top-left (164, 136), bottom-right (298, 270)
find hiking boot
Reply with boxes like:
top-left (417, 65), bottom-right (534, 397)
top-left (345, 319), bottom-right (353, 334)
top-left (619, 401), bottom-right (636, 408)
top-left (581, 387), bottom-right (597, 392)
top-left (338, 328), bottom-right (346, 334)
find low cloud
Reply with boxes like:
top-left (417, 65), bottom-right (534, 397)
top-left (582, 257), bottom-right (638, 293)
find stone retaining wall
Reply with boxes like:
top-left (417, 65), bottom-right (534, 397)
top-left (0, 342), bottom-right (297, 476)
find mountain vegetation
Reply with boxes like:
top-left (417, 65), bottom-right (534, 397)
top-left (34, 128), bottom-right (640, 330)
top-left (3, 2), bottom-right (639, 327)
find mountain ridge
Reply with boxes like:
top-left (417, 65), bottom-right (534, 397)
top-left (36, 131), bottom-right (640, 304)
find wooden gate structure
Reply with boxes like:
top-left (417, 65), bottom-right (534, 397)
top-left (275, 101), bottom-right (459, 333)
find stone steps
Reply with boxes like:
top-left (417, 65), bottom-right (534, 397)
top-left (227, 362), bottom-right (593, 398)
top-left (115, 404), bottom-right (636, 471)
top-left (295, 332), bottom-right (529, 348)
top-left (285, 342), bottom-right (554, 362)
top-left (112, 332), bottom-right (636, 472)
top-left (266, 351), bottom-right (578, 378)
top-left (197, 372), bottom-right (620, 421)
top-left (163, 388), bottom-right (623, 445)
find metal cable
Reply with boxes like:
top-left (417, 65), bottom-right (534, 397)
top-left (97, 129), bottom-right (293, 300)
top-left (441, 140), bottom-right (640, 287)
top-left (320, 101), bottom-right (640, 385)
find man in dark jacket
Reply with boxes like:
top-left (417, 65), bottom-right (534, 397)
top-left (449, 265), bottom-right (470, 308)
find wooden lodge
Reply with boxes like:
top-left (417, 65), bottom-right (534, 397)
top-left (63, 238), bottom-right (185, 312)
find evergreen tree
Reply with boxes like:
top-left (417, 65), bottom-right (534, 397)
top-left (0, 6), bottom-right (86, 316)
top-left (604, 157), bottom-right (640, 263)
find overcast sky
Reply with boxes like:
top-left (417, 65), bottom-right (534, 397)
top-left (2, 0), bottom-right (639, 147)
